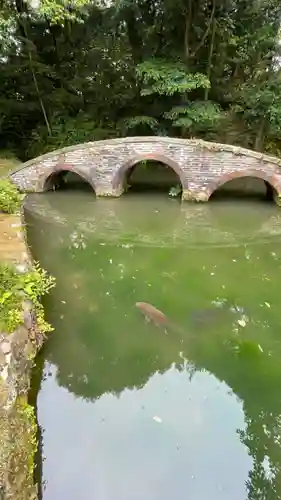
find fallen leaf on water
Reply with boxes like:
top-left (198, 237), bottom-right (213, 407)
top-left (237, 319), bottom-right (246, 327)
top-left (153, 416), bottom-right (162, 423)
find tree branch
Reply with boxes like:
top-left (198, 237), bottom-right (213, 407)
top-left (191, 0), bottom-right (216, 57)
top-left (184, 0), bottom-right (192, 60)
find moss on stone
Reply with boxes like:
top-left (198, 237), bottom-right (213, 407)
top-left (0, 396), bottom-right (38, 500)
top-left (274, 193), bottom-right (281, 207)
top-left (0, 188), bottom-right (55, 500)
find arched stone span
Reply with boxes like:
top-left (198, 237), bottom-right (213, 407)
top-left (8, 137), bottom-right (281, 204)
top-left (37, 165), bottom-right (96, 193)
top-left (112, 154), bottom-right (186, 192)
top-left (206, 170), bottom-right (281, 201)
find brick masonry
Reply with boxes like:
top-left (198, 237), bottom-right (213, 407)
top-left (9, 137), bottom-right (281, 203)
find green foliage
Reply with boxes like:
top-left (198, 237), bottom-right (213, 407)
top-left (120, 116), bottom-right (159, 134)
top-left (28, 115), bottom-right (119, 157)
top-left (0, 150), bottom-right (19, 161)
top-left (237, 76), bottom-right (281, 132)
top-left (0, 179), bottom-right (23, 214)
top-left (263, 138), bottom-right (281, 158)
top-left (135, 60), bottom-right (215, 136)
top-left (1, 0), bottom-right (281, 156)
top-left (0, 153), bottom-right (21, 177)
top-left (169, 184), bottom-right (182, 198)
top-left (164, 101), bottom-right (222, 132)
top-left (0, 262), bottom-right (55, 334)
top-left (36, 0), bottom-right (91, 25)
top-left (0, 15), bottom-right (17, 55)
top-left (136, 60), bottom-right (210, 97)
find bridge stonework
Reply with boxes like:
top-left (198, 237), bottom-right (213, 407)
top-left (9, 137), bottom-right (281, 203)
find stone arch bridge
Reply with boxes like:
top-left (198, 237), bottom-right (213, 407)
top-left (9, 137), bottom-right (281, 203)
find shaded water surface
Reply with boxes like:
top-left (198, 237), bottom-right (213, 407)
top-left (24, 193), bottom-right (281, 500)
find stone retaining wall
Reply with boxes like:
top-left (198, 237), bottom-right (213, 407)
top-left (0, 213), bottom-right (41, 500)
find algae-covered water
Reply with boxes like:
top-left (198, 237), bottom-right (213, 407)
top-left (25, 191), bottom-right (281, 500)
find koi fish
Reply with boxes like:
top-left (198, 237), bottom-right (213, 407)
top-left (135, 301), bottom-right (171, 328)
top-left (135, 302), bottom-right (187, 340)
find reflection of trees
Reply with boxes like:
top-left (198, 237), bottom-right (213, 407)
top-left (44, 316), bottom-right (281, 499)
top-left (43, 318), bottom-right (281, 499)
top-left (43, 289), bottom-right (196, 400)
top-left (25, 194), bottom-right (281, 499)
top-left (191, 344), bottom-right (281, 500)
top-left (24, 195), bottom-right (281, 251)
top-left (240, 389), bottom-right (281, 499)
top-left (240, 414), bottom-right (278, 499)
top-left (42, 271), bottom-right (281, 500)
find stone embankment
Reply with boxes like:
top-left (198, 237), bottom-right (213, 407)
top-left (0, 212), bottom-right (42, 500)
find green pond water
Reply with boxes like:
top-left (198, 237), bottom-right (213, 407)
top-left (24, 190), bottom-right (281, 500)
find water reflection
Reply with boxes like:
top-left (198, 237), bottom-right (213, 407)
top-left (24, 193), bottom-right (281, 249)
top-left (25, 193), bottom-right (281, 500)
top-left (38, 362), bottom-right (251, 500)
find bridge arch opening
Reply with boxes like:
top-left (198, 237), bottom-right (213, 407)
top-left (208, 174), bottom-right (279, 204)
top-left (113, 156), bottom-right (184, 198)
top-left (43, 169), bottom-right (95, 193)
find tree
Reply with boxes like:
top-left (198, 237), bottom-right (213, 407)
top-left (1, 0), bottom-right (281, 158)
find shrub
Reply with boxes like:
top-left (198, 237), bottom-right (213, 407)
top-left (27, 114), bottom-right (119, 158)
top-left (0, 262), bottom-right (55, 334)
top-left (0, 179), bottom-right (23, 214)
top-left (0, 153), bottom-right (20, 176)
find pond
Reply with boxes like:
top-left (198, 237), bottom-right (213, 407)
top-left (25, 190), bottom-right (281, 500)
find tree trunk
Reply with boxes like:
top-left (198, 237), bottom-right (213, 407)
top-left (125, 8), bottom-right (143, 64)
top-left (184, 0), bottom-right (192, 61)
top-left (254, 118), bottom-right (266, 152)
top-left (191, 0), bottom-right (216, 58)
top-left (15, 0), bottom-right (52, 136)
top-left (204, 8), bottom-right (216, 101)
